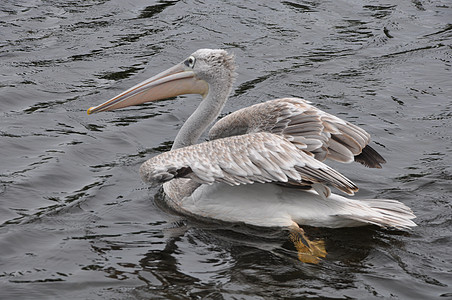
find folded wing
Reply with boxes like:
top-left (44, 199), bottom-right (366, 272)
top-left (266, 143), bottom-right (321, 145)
top-left (209, 98), bottom-right (386, 168)
top-left (140, 132), bottom-right (358, 195)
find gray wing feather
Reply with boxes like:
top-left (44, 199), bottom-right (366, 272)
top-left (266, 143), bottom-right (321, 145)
top-left (209, 98), bottom-right (385, 168)
top-left (140, 132), bottom-right (357, 195)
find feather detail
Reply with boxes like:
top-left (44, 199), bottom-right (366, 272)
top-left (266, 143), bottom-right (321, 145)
top-left (209, 98), bottom-right (385, 168)
top-left (140, 132), bottom-right (358, 194)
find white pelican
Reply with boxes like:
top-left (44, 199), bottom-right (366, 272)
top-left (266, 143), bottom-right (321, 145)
top-left (88, 49), bottom-right (416, 263)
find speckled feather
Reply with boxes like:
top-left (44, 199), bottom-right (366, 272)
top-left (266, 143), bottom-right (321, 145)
top-left (140, 132), bottom-right (358, 195)
top-left (209, 98), bottom-right (386, 168)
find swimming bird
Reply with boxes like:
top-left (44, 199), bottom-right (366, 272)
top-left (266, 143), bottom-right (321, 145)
top-left (88, 49), bottom-right (416, 263)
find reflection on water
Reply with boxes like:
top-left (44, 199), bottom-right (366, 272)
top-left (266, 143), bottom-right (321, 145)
top-left (1, 0), bottom-right (451, 298)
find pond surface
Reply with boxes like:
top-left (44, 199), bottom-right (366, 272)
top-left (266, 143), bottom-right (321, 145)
top-left (1, 0), bottom-right (451, 299)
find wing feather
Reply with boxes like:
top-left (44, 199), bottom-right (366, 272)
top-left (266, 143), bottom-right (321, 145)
top-left (140, 132), bottom-right (357, 194)
top-left (209, 98), bottom-right (385, 168)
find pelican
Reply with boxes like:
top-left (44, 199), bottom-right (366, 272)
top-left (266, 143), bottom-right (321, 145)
top-left (88, 49), bottom-right (416, 263)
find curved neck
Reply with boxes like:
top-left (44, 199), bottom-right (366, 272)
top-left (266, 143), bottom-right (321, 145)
top-left (172, 81), bottom-right (232, 150)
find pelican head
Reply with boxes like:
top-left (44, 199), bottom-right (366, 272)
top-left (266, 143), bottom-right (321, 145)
top-left (187, 49), bottom-right (236, 84)
top-left (87, 49), bottom-right (235, 114)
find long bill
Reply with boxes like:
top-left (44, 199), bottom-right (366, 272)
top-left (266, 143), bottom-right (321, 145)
top-left (87, 63), bottom-right (208, 114)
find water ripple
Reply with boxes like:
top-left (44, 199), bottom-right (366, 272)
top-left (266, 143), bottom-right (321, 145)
top-left (0, 0), bottom-right (451, 298)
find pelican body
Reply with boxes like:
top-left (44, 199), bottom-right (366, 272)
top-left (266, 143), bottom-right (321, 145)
top-left (88, 49), bottom-right (416, 262)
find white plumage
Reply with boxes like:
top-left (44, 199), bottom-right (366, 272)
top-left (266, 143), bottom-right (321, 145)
top-left (88, 49), bottom-right (416, 262)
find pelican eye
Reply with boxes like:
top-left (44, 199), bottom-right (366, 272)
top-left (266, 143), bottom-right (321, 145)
top-left (184, 56), bottom-right (196, 68)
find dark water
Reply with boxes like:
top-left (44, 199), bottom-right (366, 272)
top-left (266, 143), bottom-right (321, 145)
top-left (1, 0), bottom-right (451, 299)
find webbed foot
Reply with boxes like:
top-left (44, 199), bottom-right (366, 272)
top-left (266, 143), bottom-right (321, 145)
top-left (289, 224), bottom-right (327, 264)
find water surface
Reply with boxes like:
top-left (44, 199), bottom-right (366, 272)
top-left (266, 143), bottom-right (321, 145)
top-left (1, 0), bottom-right (451, 298)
